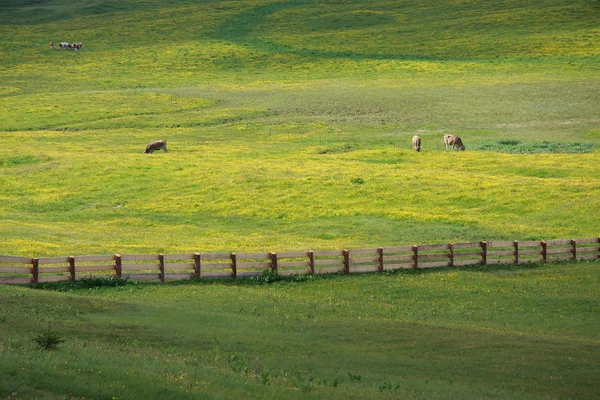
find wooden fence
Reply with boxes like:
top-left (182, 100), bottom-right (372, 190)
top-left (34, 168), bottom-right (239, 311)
top-left (0, 238), bottom-right (598, 285)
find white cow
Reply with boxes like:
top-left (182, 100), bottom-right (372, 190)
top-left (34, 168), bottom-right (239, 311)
top-left (444, 134), bottom-right (465, 151)
top-left (412, 135), bottom-right (421, 152)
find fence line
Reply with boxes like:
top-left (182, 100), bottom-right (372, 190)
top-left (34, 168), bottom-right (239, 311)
top-left (0, 238), bottom-right (599, 285)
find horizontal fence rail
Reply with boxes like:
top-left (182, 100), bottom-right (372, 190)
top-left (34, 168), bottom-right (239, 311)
top-left (0, 238), bottom-right (598, 285)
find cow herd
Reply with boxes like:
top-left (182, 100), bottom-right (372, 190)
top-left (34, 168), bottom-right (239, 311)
top-left (412, 134), bottom-right (465, 152)
top-left (50, 42), bottom-right (83, 51)
top-left (144, 136), bottom-right (464, 155)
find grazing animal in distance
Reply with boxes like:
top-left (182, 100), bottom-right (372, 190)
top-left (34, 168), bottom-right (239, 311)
top-left (59, 42), bottom-right (69, 49)
top-left (144, 140), bottom-right (168, 154)
top-left (412, 135), bottom-right (421, 152)
top-left (49, 41), bottom-right (54, 49)
top-left (444, 134), bottom-right (465, 151)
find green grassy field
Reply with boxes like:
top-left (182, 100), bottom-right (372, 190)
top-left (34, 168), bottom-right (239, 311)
top-left (1, 261), bottom-right (599, 399)
top-left (1, 0), bottom-right (599, 398)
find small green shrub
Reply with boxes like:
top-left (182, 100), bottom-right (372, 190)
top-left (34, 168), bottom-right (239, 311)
top-left (350, 177), bottom-right (365, 184)
top-left (33, 328), bottom-right (65, 350)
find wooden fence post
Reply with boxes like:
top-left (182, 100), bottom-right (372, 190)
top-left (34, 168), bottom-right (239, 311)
top-left (412, 245), bottom-right (418, 269)
top-left (158, 254), bottom-right (165, 283)
top-left (308, 250), bottom-right (315, 275)
top-left (68, 256), bottom-right (76, 282)
top-left (514, 240), bottom-right (519, 264)
top-left (377, 247), bottom-right (384, 273)
top-left (571, 239), bottom-right (577, 260)
top-left (449, 244), bottom-right (454, 268)
top-left (343, 249), bottom-right (350, 274)
top-left (194, 252), bottom-right (201, 279)
top-left (541, 241), bottom-right (547, 262)
top-left (269, 252), bottom-right (278, 274)
top-left (231, 253), bottom-right (237, 279)
top-left (480, 241), bottom-right (487, 265)
top-left (32, 258), bottom-right (39, 284)
top-left (114, 254), bottom-right (122, 278)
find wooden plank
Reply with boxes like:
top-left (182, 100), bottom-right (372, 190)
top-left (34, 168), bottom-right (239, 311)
top-left (518, 258), bottom-right (538, 264)
top-left (277, 251), bottom-right (308, 258)
top-left (453, 251), bottom-right (482, 258)
top-left (451, 242), bottom-right (480, 249)
top-left (237, 262), bottom-right (271, 269)
top-left (350, 265), bottom-right (379, 273)
top-left (487, 241), bottom-right (515, 248)
top-left (487, 250), bottom-right (515, 257)
top-left (38, 266), bottom-right (70, 273)
top-left (38, 275), bottom-right (70, 283)
top-left (164, 273), bottom-right (195, 279)
top-left (382, 254), bottom-right (413, 262)
top-left (37, 256), bottom-right (70, 264)
top-left (75, 264), bottom-right (115, 272)
top-left (74, 255), bottom-right (114, 262)
top-left (418, 253), bottom-right (450, 260)
top-left (490, 259), bottom-right (515, 265)
top-left (518, 241), bottom-right (541, 247)
top-left (419, 244), bottom-right (450, 251)
top-left (314, 259), bottom-right (344, 266)
top-left (164, 263), bottom-right (195, 271)
top-left (578, 247), bottom-right (600, 253)
top-left (315, 267), bottom-right (344, 274)
top-left (200, 253), bottom-right (231, 260)
top-left (121, 263), bottom-right (160, 271)
top-left (419, 261), bottom-right (450, 269)
top-left (453, 259), bottom-right (481, 267)
top-left (235, 252), bottom-right (270, 260)
top-left (200, 272), bottom-right (232, 279)
top-left (312, 250), bottom-right (344, 257)
top-left (547, 256), bottom-right (571, 262)
top-left (577, 238), bottom-right (600, 245)
top-left (350, 256), bottom-right (379, 264)
top-left (77, 273), bottom-right (114, 278)
top-left (121, 254), bottom-right (159, 261)
top-left (277, 260), bottom-right (309, 268)
top-left (546, 239), bottom-right (571, 246)
top-left (237, 271), bottom-right (262, 278)
top-left (0, 256), bottom-right (32, 264)
top-left (546, 248), bottom-right (572, 255)
top-left (382, 245), bottom-right (414, 253)
top-left (201, 263), bottom-right (232, 270)
top-left (519, 249), bottom-right (542, 256)
top-left (349, 248), bottom-right (379, 256)
top-left (123, 274), bottom-right (160, 281)
top-left (278, 269), bottom-right (310, 276)
top-left (0, 276), bottom-right (31, 284)
top-left (163, 254), bottom-right (195, 261)
top-left (0, 266), bottom-right (32, 274)
top-left (383, 263), bottom-right (413, 270)
top-left (579, 253), bottom-right (599, 260)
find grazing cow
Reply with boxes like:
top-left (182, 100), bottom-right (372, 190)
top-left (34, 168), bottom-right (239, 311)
top-left (73, 43), bottom-right (82, 51)
top-left (444, 134), bottom-right (465, 151)
top-left (412, 135), bottom-right (421, 152)
top-left (49, 41), bottom-right (54, 49)
top-left (59, 42), bottom-right (69, 49)
top-left (144, 140), bottom-right (168, 154)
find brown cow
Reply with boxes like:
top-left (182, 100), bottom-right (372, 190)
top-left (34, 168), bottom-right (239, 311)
top-left (444, 134), bottom-right (465, 151)
top-left (144, 140), bottom-right (167, 154)
top-left (49, 41), bottom-right (54, 49)
top-left (412, 135), bottom-right (421, 152)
